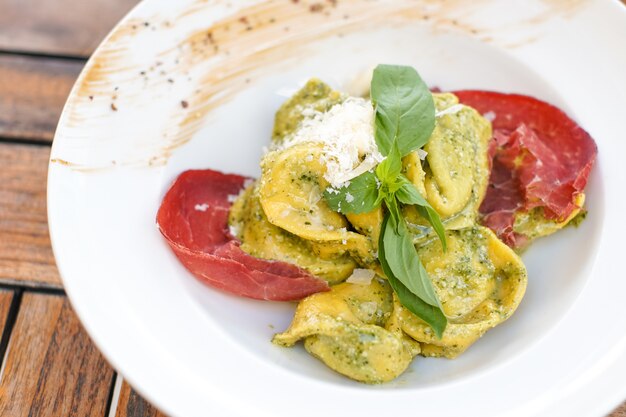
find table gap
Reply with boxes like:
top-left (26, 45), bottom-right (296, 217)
top-left (0, 289), bottom-right (22, 375)
top-left (0, 50), bottom-right (86, 62)
top-left (0, 137), bottom-right (54, 147)
top-left (0, 284), bottom-right (64, 296)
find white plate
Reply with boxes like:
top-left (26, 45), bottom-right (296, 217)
top-left (48, 1), bottom-right (626, 416)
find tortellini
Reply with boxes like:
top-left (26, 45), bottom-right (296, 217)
top-left (272, 78), bottom-right (344, 142)
top-left (403, 93), bottom-right (492, 242)
top-left (258, 143), bottom-right (377, 266)
top-left (399, 226), bottom-right (527, 358)
top-left (229, 184), bottom-right (356, 284)
top-left (273, 278), bottom-right (420, 383)
top-left (513, 194), bottom-right (586, 243)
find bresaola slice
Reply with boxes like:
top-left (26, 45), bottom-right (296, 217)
top-left (454, 91), bottom-right (597, 248)
top-left (157, 169), bottom-right (329, 301)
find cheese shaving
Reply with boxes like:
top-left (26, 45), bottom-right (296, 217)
top-left (274, 98), bottom-right (383, 187)
top-left (346, 268), bottom-right (376, 285)
top-left (436, 104), bottom-right (464, 118)
top-left (483, 111), bottom-right (496, 122)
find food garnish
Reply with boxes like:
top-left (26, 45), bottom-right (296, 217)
top-left (324, 65), bottom-right (447, 337)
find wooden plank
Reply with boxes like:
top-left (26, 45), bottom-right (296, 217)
top-left (0, 293), bottom-right (115, 416)
top-left (0, 54), bottom-right (83, 142)
top-left (0, 290), bottom-right (14, 339)
top-left (0, 0), bottom-right (139, 57)
top-left (115, 380), bottom-right (168, 417)
top-left (0, 143), bottom-right (61, 288)
top-left (611, 403), bottom-right (626, 416)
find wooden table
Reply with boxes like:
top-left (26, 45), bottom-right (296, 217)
top-left (0, 1), bottom-right (623, 416)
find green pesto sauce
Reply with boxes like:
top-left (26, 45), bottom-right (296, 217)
top-left (417, 227), bottom-right (496, 319)
top-left (229, 184), bottom-right (355, 284)
top-left (404, 93), bottom-right (491, 242)
top-left (273, 280), bottom-right (416, 383)
top-left (272, 78), bottom-right (344, 142)
top-left (262, 78), bottom-right (531, 375)
top-left (513, 206), bottom-right (578, 243)
top-left (568, 209), bottom-right (588, 228)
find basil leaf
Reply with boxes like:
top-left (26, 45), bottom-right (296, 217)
top-left (395, 175), bottom-right (427, 205)
top-left (324, 171), bottom-right (380, 214)
top-left (395, 175), bottom-right (447, 251)
top-left (371, 64), bottom-right (436, 157)
top-left (416, 205), bottom-right (447, 251)
top-left (375, 141), bottom-right (402, 184)
top-left (379, 213), bottom-right (447, 338)
top-left (385, 195), bottom-right (402, 231)
top-left (382, 212), bottom-right (441, 307)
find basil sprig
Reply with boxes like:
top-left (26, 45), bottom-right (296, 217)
top-left (323, 64), bottom-right (447, 337)
top-left (371, 64), bottom-right (436, 156)
top-left (379, 215), bottom-right (447, 337)
top-left (324, 171), bottom-right (379, 215)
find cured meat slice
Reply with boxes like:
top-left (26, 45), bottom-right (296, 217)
top-left (454, 91), bottom-right (597, 247)
top-left (157, 169), bottom-right (330, 301)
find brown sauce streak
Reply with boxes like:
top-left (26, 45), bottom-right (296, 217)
top-left (59, 0), bottom-right (589, 170)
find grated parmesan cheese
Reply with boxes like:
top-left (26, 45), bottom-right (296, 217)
top-left (358, 301), bottom-right (378, 319)
top-left (483, 111), bottom-right (496, 122)
top-left (346, 268), bottom-right (376, 285)
top-left (273, 98), bottom-right (383, 187)
top-left (436, 103), bottom-right (465, 118)
top-left (228, 224), bottom-right (240, 237)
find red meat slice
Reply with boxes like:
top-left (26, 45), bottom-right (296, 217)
top-left (454, 91), bottom-right (597, 247)
top-left (156, 169), bottom-right (329, 301)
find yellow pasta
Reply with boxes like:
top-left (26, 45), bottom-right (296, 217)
top-left (403, 93), bottom-right (492, 242)
top-left (513, 193), bottom-right (586, 245)
top-left (229, 78), bottom-right (537, 383)
top-left (272, 78), bottom-right (344, 143)
top-left (259, 143), bottom-right (376, 266)
top-left (229, 184), bottom-right (356, 284)
top-left (399, 226), bottom-right (527, 358)
top-left (273, 278), bottom-right (420, 383)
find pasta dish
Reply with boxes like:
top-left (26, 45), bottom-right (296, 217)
top-left (157, 65), bottom-right (596, 383)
